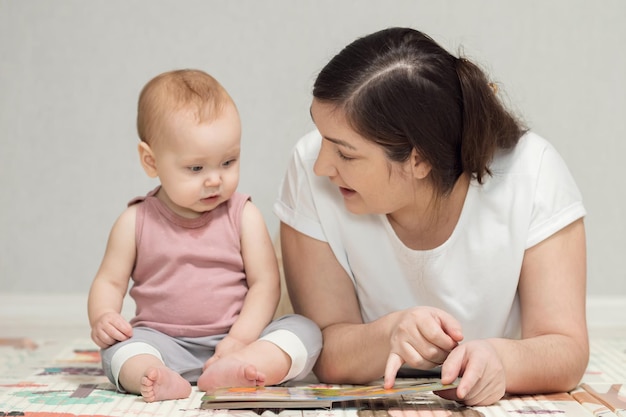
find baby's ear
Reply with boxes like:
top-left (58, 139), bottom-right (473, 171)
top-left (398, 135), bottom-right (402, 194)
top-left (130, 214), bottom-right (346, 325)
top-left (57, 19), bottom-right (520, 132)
top-left (138, 141), bottom-right (158, 178)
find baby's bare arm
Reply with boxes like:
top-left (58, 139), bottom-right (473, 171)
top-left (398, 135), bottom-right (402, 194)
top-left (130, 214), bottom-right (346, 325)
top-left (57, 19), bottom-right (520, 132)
top-left (228, 201), bottom-right (280, 345)
top-left (87, 206), bottom-right (137, 348)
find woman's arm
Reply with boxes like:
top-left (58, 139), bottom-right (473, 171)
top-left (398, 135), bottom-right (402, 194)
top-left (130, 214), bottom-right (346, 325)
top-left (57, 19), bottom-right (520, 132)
top-left (507, 217), bottom-right (589, 391)
top-left (441, 218), bottom-right (589, 405)
top-left (280, 222), bottom-right (384, 382)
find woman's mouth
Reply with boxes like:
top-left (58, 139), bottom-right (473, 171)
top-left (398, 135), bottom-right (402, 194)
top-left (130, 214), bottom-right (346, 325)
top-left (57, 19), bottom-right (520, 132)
top-left (339, 186), bottom-right (356, 198)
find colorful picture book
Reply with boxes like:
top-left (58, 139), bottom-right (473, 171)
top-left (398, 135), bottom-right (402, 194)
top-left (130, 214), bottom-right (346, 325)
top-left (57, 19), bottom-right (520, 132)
top-left (201, 379), bottom-right (458, 409)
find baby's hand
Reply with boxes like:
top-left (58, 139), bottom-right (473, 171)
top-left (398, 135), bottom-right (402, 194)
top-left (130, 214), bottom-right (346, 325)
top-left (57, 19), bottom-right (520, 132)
top-left (90, 312), bottom-right (133, 349)
top-left (203, 335), bottom-right (247, 370)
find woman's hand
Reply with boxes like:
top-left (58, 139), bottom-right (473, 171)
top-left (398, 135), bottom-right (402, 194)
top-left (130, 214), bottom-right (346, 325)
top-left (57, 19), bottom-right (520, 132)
top-left (438, 339), bottom-right (506, 406)
top-left (384, 307), bottom-right (464, 388)
top-left (90, 311), bottom-right (133, 349)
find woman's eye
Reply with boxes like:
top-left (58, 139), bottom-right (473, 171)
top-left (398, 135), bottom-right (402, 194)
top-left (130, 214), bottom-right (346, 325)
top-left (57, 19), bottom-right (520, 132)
top-left (336, 150), bottom-right (354, 161)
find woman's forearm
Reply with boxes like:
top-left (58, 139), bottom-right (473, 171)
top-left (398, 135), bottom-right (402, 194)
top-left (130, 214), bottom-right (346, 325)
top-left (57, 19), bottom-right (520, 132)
top-left (316, 319), bottom-right (588, 393)
top-left (314, 314), bottom-right (399, 384)
top-left (490, 333), bottom-right (589, 394)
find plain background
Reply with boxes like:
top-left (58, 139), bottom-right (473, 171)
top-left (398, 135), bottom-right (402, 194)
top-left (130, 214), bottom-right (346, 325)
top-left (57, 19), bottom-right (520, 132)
top-left (1, 1), bottom-right (625, 297)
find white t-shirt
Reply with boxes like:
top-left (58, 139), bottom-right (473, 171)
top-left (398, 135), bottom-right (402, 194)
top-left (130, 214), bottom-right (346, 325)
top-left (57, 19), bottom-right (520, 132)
top-left (274, 130), bottom-right (586, 341)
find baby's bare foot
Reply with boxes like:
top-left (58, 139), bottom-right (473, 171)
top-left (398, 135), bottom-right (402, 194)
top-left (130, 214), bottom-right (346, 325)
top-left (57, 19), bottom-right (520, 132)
top-left (140, 366), bottom-right (192, 402)
top-left (198, 356), bottom-right (266, 392)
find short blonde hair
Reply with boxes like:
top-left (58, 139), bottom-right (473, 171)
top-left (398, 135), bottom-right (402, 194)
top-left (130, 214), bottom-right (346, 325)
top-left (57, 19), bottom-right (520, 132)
top-left (137, 69), bottom-right (233, 145)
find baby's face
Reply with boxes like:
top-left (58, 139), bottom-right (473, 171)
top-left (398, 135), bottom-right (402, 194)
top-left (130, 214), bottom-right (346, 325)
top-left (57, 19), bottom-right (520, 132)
top-left (151, 101), bottom-right (242, 218)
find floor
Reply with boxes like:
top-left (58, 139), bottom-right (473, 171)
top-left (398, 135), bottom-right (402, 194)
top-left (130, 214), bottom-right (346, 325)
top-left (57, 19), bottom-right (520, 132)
top-left (1, 294), bottom-right (625, 417)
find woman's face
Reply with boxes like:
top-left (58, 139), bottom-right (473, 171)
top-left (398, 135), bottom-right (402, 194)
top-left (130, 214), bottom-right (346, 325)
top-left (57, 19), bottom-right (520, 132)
top-left (311, 99), bottom-right (424, 215)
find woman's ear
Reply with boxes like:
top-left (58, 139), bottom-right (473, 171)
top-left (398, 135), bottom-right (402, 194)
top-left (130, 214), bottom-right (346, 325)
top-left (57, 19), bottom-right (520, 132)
top-left (138, 142), bottom-right (158, 178)
top-left (410, 148), bottom-right (432, 180)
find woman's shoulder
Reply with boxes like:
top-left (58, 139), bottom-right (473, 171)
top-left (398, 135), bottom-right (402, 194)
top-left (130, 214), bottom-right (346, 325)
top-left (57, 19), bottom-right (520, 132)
top-left (489, 131), bottom-right (562, 177)
top-left (475, 131), bottom-right (583, 221)
top-left (514, 131), bottom-right (556, 157)
top-left (475, 130), bottom-right (580, 211)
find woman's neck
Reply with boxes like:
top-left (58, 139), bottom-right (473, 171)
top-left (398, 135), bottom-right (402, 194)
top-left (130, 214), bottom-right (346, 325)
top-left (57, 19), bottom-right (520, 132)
top-left (387, 173), bottom-right (470, 250)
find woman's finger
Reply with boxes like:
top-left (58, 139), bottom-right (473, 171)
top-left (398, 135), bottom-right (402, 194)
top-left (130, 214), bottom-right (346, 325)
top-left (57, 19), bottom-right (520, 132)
top-left (384, 352), bottom-right (404, 389)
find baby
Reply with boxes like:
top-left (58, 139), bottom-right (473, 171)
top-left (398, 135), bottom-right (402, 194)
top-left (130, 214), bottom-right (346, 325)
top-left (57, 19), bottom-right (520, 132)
top-left (87, 69), bottom-right (321, 402)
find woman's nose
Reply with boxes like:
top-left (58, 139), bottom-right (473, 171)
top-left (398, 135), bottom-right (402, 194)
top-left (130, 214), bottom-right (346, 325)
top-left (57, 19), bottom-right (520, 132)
top-left (313, 142), bottom-right (336, 177)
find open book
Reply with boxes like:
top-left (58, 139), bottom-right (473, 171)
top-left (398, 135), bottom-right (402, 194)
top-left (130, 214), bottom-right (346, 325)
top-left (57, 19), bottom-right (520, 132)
top-left (201, 379), bottom-right (458, 409)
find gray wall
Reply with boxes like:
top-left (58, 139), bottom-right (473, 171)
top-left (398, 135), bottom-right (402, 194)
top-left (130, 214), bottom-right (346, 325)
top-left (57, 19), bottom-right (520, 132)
top-left (1, 0), bottom-right (625, 296)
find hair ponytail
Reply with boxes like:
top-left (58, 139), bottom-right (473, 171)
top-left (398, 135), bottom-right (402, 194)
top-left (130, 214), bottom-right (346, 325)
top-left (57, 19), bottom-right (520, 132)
top-left (455, 57), bottom-right (526, 183)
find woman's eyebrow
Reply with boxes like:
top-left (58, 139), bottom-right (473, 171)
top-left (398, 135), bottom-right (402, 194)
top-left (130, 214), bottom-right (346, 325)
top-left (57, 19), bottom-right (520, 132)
top-left (309, 106), bottom-right (357, 150)
top-left (323, 136), bottom-right (357, 150)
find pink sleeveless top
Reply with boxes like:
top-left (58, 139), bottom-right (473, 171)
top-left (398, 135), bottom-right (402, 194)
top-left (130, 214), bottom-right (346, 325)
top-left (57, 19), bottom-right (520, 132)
top-left (128, 187), bottom-right (250, 338)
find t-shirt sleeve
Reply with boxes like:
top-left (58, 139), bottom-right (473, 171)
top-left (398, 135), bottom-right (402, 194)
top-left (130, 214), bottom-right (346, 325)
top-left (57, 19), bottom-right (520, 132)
top-left (526, 142), bottom-right (586, 248)
top-left (273, 133), bottom-right (328, 242)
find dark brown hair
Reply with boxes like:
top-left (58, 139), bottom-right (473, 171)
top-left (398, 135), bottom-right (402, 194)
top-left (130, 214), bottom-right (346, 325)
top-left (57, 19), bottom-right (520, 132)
top-left (313, 27), bottom-right (526, 195)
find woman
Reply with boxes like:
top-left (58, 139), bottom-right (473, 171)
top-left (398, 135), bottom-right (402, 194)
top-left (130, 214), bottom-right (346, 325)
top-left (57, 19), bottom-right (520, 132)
top-left (274, 27), bottom-right (588, 406)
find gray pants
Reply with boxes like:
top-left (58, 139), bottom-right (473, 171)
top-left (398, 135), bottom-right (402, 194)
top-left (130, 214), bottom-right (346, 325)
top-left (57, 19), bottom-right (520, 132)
top-left (101, 314), bottom-right (321, 390)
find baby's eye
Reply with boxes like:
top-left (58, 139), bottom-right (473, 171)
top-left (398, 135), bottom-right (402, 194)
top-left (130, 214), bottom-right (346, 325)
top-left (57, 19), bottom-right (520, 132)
top-left (189, 166), bottom-right (203, 172)
top-left (222, 158), bottom-right (237, 167)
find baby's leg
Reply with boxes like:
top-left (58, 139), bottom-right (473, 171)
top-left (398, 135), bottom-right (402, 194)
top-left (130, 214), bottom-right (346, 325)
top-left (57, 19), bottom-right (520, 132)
top-left (119, 354), bottom-right (192, 402)
top-left (197, 340), bottom-right (290, 391)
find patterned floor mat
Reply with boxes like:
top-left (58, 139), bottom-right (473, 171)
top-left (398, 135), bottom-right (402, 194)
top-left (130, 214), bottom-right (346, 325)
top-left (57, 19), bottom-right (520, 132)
top-left (0, 337), bottom-right (624, 417)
